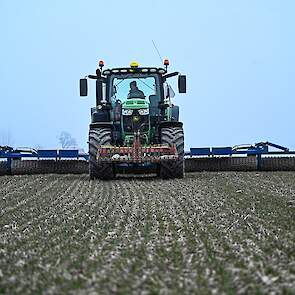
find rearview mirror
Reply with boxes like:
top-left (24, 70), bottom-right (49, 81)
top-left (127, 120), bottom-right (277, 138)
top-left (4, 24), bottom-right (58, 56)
top-left (80, 79), bottom-right (88, 96)
top-left (178, 75), bottom-right (186, 93)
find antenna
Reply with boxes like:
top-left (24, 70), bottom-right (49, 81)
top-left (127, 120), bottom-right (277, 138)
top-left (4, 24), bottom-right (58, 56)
top-left (152, 40), bottom-right (163, 64)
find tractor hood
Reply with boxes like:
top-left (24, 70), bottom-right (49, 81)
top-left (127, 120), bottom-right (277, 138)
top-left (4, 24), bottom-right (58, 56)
top-left (122, 99), bottom-right (149, 109)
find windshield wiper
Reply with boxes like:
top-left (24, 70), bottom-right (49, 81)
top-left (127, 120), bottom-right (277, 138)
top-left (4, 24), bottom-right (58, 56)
top-left (137, 78), bottom-right (154, 91)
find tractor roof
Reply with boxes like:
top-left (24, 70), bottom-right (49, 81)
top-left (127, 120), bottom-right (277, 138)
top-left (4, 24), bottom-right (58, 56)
top-left (102, 67), bottom-right (167, 76)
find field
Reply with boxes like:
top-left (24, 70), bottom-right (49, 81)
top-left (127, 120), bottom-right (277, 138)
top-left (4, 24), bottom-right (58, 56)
top-left (0, 172), bottom-right (295, 294)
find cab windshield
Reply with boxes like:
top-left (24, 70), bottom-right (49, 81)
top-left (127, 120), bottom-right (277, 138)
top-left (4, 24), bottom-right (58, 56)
top-left (110, 74), bottom-right (159, 103)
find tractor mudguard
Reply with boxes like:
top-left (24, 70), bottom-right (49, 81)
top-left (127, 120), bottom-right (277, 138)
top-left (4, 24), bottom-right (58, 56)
top-left (159, 121), bottom-right (183, 128)
top-left (90, 122), bottom-right (113, 129)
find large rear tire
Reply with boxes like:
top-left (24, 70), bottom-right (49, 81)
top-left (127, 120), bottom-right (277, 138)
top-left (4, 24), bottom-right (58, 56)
top-left (159, 126), bottom-right (184, 179)
top-left (89, 128), bottom-right (114, 180)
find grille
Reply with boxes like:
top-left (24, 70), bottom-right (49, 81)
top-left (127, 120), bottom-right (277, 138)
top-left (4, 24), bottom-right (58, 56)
top-left (123, 110), bottom-right (149, 132)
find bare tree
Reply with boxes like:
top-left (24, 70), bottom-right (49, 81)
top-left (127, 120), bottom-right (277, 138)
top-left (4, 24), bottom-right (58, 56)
top-left (0, 130), bottom-right (14, 147)
top-left (58, 131), bottom-right (77, 149)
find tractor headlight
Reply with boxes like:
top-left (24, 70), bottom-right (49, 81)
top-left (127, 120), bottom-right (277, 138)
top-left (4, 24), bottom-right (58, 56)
top-left (138, 108), bottom-right (149, 115)
top-left (133, 115), bottom-right (140, 122)
top-left (122, 109), bottom-right (133, 115)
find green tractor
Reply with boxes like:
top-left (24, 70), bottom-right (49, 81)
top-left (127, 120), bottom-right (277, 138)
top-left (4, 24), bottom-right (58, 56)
top-left (80, 60), bottom-right (186, 179)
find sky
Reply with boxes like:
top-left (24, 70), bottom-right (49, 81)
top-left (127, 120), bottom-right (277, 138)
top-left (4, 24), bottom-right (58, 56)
top-left (0, 0), bottom-right (294, 150)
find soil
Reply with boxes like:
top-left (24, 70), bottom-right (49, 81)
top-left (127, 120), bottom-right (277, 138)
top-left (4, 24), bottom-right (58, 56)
top-left (0, 172), bottom-right (294, 294)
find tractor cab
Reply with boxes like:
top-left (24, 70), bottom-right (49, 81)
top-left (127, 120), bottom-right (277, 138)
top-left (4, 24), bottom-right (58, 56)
top-left (108, 65), bottom-right (162, 145)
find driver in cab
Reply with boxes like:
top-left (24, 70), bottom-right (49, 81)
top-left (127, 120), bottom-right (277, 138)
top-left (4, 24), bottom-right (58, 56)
top-left (127, 81), bottom-right (145, 99)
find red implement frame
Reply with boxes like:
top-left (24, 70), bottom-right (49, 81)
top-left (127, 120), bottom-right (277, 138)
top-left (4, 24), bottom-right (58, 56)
top-left (97, 132), bottom-right (178, 163)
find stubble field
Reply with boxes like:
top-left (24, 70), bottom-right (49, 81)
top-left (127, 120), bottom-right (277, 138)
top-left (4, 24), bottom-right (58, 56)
top-left (0, 172), bottom-right (295, 294)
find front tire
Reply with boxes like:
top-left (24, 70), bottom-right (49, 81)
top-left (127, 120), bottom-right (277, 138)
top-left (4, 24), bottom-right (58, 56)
top-left (159, 126), bottom-right (184, 179)
top-left (89, 128), bottom-right (114, 180)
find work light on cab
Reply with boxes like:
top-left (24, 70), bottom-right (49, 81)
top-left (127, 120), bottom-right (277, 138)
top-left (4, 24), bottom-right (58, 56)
top-left (99, 60), bottom-right (104, 70)
top-left (164, 58), bottom-right (169, 70)
top-left (130, 61), bottom-right (139, 68)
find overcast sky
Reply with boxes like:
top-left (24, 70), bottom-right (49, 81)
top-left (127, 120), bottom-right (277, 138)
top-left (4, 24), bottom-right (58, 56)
top-left (0, 0), bottom-right (294, 150)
